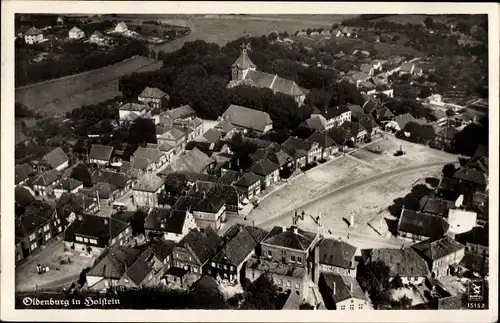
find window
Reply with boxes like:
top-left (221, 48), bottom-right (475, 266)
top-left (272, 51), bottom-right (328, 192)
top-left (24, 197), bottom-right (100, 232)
top-left (111, 238), bottom-right (116, 245)
top-left (163, 259), bottom-right (167, 264)
top-left (31, 242), bottom-right (37, 250)
top-left (75, 236), bottom-right (83, 242)
top-left (223, 265), bottom-right (227, 270)
top-left (211, 262), bottom-right (215, 267)
top-left (83, 238), bottom-right (89, 243)
top-left (297, 256), bottom-right (302, 264)
top-left (193, 267), bottom-right (198, 273)
top-left (58, 226), bottom-right (62, 232)
top-left (286, 280), bottom-right (291, 287)
top-left (90, 239), bottom-right (97, 245)
top-left (340, 305), bottom-right (345, 310)
top-left (358, 304), bottom-right (363, 310)
top-left (29, 234), bottom-right (36, 241)
top-left (45, 233), bottom-right (51, 241)
top-left (295, 282), bottom-right (300, 289)
top-left (148, 274), bottom-right (153, 281)
top-left (291, 256), bottom-right (296, 263)
top-left (43, 224), bottom-right (50, 232)
top-left (350, 304), bottom-right (354, 310)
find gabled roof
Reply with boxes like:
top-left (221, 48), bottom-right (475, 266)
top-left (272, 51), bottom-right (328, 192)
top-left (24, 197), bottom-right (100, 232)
top-left (119, 102), bottom-right (149, 112)
top-left (308, 131), bottom-right (336, 148)
top-left (398, 209), bottom-right (449, 239)
top-left (222, 104), bottom-right (272, 133)
top-left (452, 167), bottom-right (487, 186)
top-left (316, 105), bottom-right (350, 120)
top-left (231, 49), bottom-right (256, 69)
top-left (91, 30), bottom-right (104, 38)
top-left (202, 128), bottom-right (223, 143)
top-left (263, 226), bottom-right (318, 251)
top-left (15, 186), bottom-right (35, 208)
top-left (393, 113), bottom-right (417, 130)
top-left (218, 169), bottom-right (243, 185)
top-left (69, 26), bottom-right (83, 33)
top-left (245, 70), bottom-right (276, 88)
top-left (15, 163), bottom-right (35, 185)
top-left (131, 156), bottom-right (150, 171)
top-left (318, 239), bottom-right (357, 269)
top-left (134, 173), bottom-right (164, 192)
top-left (358, 115), bottom-right (379, 133)
top-left (233, 171), bottom-right (261, 188)
top-left (81, 182), bottom-right (117, 199)
top-left (87, 245), bottom-right (145, 279)
top-left (321, 273), bottom-right (367, 303)
top-left (171, 147), bottom-right (213, 173)
top-left (42, 147), bottom-right (69, 169)
top-left (400, 62), bottom-right (414, 72)
top-left (303, 115), bottom-right (328, 131)
top-left (133, 146), bottom-right (164, 164)
top-left (267, 150), bottom-right (293, 167)
top-left (25, 27), bottom-right (43, 36)
top-left (145, 208), bottom-right (189, 234)
top-left (283, 136), bottom-right (316, 152)
top-left (215, 118), bottom-right (235, 134)
top-left (224, 224), bottom-right (269, 244)
top-left (32, 169), bottom-right (61, 186)
top-left (122, 247), bottom-right (157, 286)
top-left (418, 196), bottom-right (454, 216)
top-left (177, 227), bottom-right (223, 265)
top-left (249, 159), bottom-right (279, 176)
top-left (412, 236), bottom-right (465, 261)
top-left (271, 76), bottom-right (304, 97)
top-left (116, 22), bottom-right (128, 29)
top-left (92, 169), bottom-right (131, 189)
top-left (89, 144), bottom-right (114, 161)
top-left (16, 211), bottom-right (52, 238)
top-left (212, 226), bottom-right (257, 266)
top-left (189, 181), bottom-right (239, 206)
top-left (191, 195), bottom-right (225, 213)
top-left (55, 177), bottom-right (82, 191)
top-left (455, 226), bottom-right (488, 247)
top-left (368, 247), bottom-right (430, 277)
top-left (340, 121), bottom-right (366, 137)
top-left (378, 107), bottom-right (394, 120)
top-left (139, 86), bottom-right (168, 99)
top-left (159, 127), bottom-right (186, 141)
top-left (164, 105), bottom-right (196, 120)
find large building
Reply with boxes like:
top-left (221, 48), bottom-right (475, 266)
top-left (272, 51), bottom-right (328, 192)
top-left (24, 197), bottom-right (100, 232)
top-left (229, 44), bottom-right (308, 106)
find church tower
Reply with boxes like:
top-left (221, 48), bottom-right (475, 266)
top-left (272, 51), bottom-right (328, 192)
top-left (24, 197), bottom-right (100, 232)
top-left (231, 43), bottom-right (256, 81)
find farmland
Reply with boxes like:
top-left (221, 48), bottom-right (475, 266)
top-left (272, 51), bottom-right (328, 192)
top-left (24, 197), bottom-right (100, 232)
top-left (15, 55), bottom-right (163, 116)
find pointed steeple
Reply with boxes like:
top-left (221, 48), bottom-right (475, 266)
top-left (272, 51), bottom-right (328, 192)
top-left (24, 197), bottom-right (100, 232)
top-left (231, 42), bottom-right (256, 70)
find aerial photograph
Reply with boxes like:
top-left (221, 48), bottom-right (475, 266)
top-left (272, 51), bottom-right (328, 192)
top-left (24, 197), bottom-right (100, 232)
top-left (13, 13), bottom-right (489, 310)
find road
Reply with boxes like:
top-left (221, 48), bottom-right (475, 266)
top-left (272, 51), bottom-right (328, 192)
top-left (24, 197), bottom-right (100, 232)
top-left (255, 161), bottom-right (452, 229)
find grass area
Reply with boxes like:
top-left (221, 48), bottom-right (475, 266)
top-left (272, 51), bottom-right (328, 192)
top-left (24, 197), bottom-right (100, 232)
top-left (15, 55), bottom-right (163, 116)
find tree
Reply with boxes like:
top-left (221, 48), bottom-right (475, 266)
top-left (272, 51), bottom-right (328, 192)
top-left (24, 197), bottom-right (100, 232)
top-left (129, 118), bottom-right (157, 145)
top-left (130, 209), bottom-right (147, 236)
top-left (391, 275), bottom-right (404, 289)
top-left (397, 295), bottom-right (413, 309)
top-left (445, 108), bottom-right (456, 126)
top-left (15, 102), bottom-right (34, 118)
top-left (164, 172), bottom-right (188, 196)
top-left (454, 120), bottom-right (488, 156)
top-left (442, 163), bottom-right (457, 178)
top-left (357, 260), bottom-right (392, 309)
top-left (240, 273), bottom-right (284, 309)
top-left (424, 17), bottom-right (435, 29)
top-left (70, 163), bottom-right (92, 187)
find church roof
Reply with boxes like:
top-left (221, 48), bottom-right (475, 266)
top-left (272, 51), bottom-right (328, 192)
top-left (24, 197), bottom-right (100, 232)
top-left (231, 49), bottom-right (256, 70)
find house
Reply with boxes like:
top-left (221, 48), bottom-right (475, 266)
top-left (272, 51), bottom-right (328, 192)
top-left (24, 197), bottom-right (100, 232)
top-left (319, 273), bottom-right (372, 310)
top-left (358, 115), bottom-right (381, 138)
top-left (145, 208), bottom-right (197, 242)
top-left (15, 163), bottom-right (35, 186)
top-left (233, 171), bottom-right (261, 200)
top-left (118, 103), bottom-right (150, 124)
top-left (452, 166), bottom-right (488, 193)
top-left (365, 247), bottom-right (430, 285)
top-left (24, 27), bottom-right (44, 44)
top-left (318, 239), bottom-right (358, 277)
top-left (249, 159), bottom-right (280, 190)
top-left (430, 109), bottom-right (448, 125)
top-left (385, 113), bottom-right (417, 132)
top-left (221, 105), bottom-right (273, 134)
top-left (132, 173), bottom-right (164, 208)
top-left (85, 244), bottom-right (146, 292)
top-left (15, 212), bottom-right (53, 260)
top-left (340, 121), bottom-right (368, 143)
top-left (230, 45), bottom-right (307, 106)
top-left (397, 209), bottom-right (450, 242)
top-left (215, 118), bottom-right (237, 138)
top-left (312, 106), bottom-right (351, 130)
top-left (201, 128), bottom-right (223, 143)
top-left (115, 22), bottom-right (128, 33)
top-left (68, 26), bottom-right (85, 39)
top-left (247, 225), bottom-right (321, 299)
top-left (283, 136), bottom-right (322, 164)
top-left (418, 196), bottom-right (455, 217)
top-left (42, 147), bottom-right (69, 171)
top-left (53, 177), bottom-right (83, 199)
top-left (176, 117), bottom-right (204, 141)
top-left (91, 169), bottom-right (133, 197)
top-left (63, 214), bottom-right (132, 256)
top-left (376, 107), bottom-right (395, 123)
top-left (208, 224), bottom-right (262, 284)
top-left (308, 132), bottom-right (339, 160)
top-left (131, 146), bottom-right (167, 171)
top-left (15, 186), bottom-right (35, 214)
top-left (89, 30), bottom-right (106, 45)
top-left (433, 126), bottom-right (458, 150)
top-left (174, 195), bottom-right (227, 231)
top-left (163, 105), bottom-right (197, 121)
top-left (32, 169), bottom-right (61, 197)
top-left (399, 62), bottom-right (415, 76)
top-left (455, 226), bottom-right (488, 257)
top-left (170, 227), bottom-right (223, 281)
top-left (89, 144), bottom-right (114, 166)
top-left (302, 114), bottom-right (328, 132)
top-left (411, 236), bottom-right (465, 278)
top-left (170, 147), bottom-right (214, 174)
top-left (341, 26), bottom-right (353, 37)
top-left (188, 181), bottom-right (241, 214)
top-left (157, 127), bottom-right (187, 153)
top-left (138, 86), bottom-right (169, 110)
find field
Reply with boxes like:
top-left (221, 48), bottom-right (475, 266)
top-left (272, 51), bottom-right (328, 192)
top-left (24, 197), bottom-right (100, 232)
top-left (374, 14), bottom-right (452, 25)
top-left (15, 55), bottom-right (163, 116)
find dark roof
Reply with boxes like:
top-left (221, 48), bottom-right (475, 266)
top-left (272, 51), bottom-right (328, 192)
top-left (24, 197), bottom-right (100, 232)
top-left (465, 156), bottom-right (488, 175)
top-left (318, 239), bottom-right (357, 269)
top-left (212, 226), bottom-right (257, 266)
top-left (459, 252), bottom-right (488, 274)
top-left (173, 196), bottom-right (204, 212)
top-left (317, 105), bottom-right (350, 120)
top-left (89, 144), bottom-right (114, 162)
top-left (267, 150), bottom-right (293, 167)
top-left (65, 214), bottom-right (129, 245)
top-left (453, 167), bottom-right (487, 187)
top-left (249, 159), bottom-right (279, 176)
top-left (139, 86), bottom-right (168, 99)
top-left (203, 128), bottom-right (223, 143)
top-left (92, 169), bottom-right (131, 189)
top-left (308, 131), bottom-right (336, 148)
top-left (412, 236), bottom-right (465, 261)
top-left (145, 208), bottom-right (189, 234)
top-left (283, 136), bottom-right (315, 152)
top-left (224, 224), bottom-right (269, 244)
top-left (393, 113), bottom-right (417, 130)
top-left (181, 171), bottom-right (218, 184)
top-left (437, 295), bottom-right (466, 310)
top-left (81, 182), bottom-right (117, 199)
top-left (91, 30), bottom-right (104, 38)
top-left (418, 196), bottom-right (455, 216)
top-left (321, 273), bottom-right (367, 303)
top-left (150, 238), bottom-right (176, 262)
top-left (247, 258), bottom-right (306, 279)
top-left (54, 177), bottom-right (82, 191)
top-left (437, 126), bottom-right (458, 140)
top-left (177, 227), bottom-right (223, 265)
top-left (455, 226), bottom-right (488, 247)
top-left (42, 147), bottom-right (69, 169)
top-left (171, 148), bottom-right (213, 173)
top-left (134, 173), bottom-right (164, 192)
top-left (263, 226), bottom-right (318, 251)
top-left (218, 169), bottom-right (243, 185)
top-left (231, 50), bottom-right (256, 69)
top-left (32, 169), bottom-right (61, 186)
top-left (192, 195), bottom-right (225, 213)
top-left (165, 105), bottom-right (196, 120)
top-left (340, 121), bottom-right (366, 138)
top-left (222, 105), bottom-right (272, 133)
top-left (88, 245), bottom-right (145, 279)
top-left (378, 107), bottom-right (394, 120)
top-left (233, 171), bottom-right (261, 188)
top-left (303, 115), bottom-right (328, 131)
top-left (25, 27), bottom-right (43, 35)
top-left (368, 247), bottom-right (430, 277)
top-left (123, 247), bottom-right (157, 286)
top-left (189, 181), bottom-right (240, 206)
top-left (398, 209), bottom-right (449, 239)
top-left (15, 163), bottom-right (35, 184)
top-left (15, 186), bottom-right (35, 208)
top-left (358, 115), bottom-right (379, 133)
top-left (15, 212), bottom-right (51, 237)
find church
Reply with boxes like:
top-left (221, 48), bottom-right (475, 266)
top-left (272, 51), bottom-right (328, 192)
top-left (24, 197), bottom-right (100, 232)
top-left (229, 44), bottom-right (308, 106)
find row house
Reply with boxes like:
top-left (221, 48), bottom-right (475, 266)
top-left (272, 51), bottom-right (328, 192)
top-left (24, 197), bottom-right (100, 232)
top-left (283, 136), bottom-right (322, 164)
top-left (248, 159), bottom-right (280, 190)
top-left (15, 212), bottom-right (54, 262)
top-left (308, 132), bottom-right (339, 160)
top-left (233, 171), bottom-right (261, 201)
top-left (145, 208), bottom-right (198, 242)
top-left (157, 127), bottom-right (187, 155)
top-left (174, 195), bottom-right (226, 231)
top-left (312, 106), bottom-right (351, 130)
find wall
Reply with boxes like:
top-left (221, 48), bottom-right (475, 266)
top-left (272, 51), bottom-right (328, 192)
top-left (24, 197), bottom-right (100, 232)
top-left (466, 243), bottom-right (488, 256)
top-left (337, 298), bottom-right (372, 310)
top-left (55, 160), bottom-right (69, 171)
top-left (246, 265), bottom-right (307, 298)
top-left (133, 189), bottom-right (160, 207)
top-left (400, 276), bottom-right (425, 286)
top-left (261, 244), bottom-right (308, 268)
top-left (319, 263), bottom-right (357, 277)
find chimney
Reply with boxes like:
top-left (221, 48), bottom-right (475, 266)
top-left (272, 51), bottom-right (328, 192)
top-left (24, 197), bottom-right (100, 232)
top-left (282, 226), bottom-right (287, 232)
top-left (293, 227), bottom-right (298, 235)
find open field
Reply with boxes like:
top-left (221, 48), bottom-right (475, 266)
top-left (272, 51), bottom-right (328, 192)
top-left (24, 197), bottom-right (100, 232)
top-left (15, 55), bottom-right (163, 116)
top-left (374, 14), bottom-right (452, 25)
